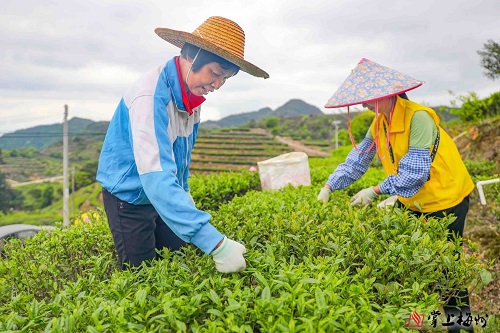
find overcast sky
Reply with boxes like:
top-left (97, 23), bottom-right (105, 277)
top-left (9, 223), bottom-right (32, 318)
top-left (1, 0), bottom-right (499, 135)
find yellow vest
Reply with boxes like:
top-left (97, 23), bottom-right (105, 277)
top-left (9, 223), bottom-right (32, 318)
top-left (370, 97), bottom-right (474, 212)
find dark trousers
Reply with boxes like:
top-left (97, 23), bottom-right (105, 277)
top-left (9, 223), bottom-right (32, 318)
top-left (102, 189), bottom-right (186, 269)
top-left (396, 196), bottom-right (473, 332)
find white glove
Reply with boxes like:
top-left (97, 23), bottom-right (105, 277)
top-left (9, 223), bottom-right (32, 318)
top-left (377, 195), bottom-right (398, 208)
top-left (350, 187), bottom-right (378, 206)
top-left (317, 187), bottom-right (331, 204)
top-left (186, 191), bottom-right (195, 205)
top-left (211, 237), bottom-right (247, 273)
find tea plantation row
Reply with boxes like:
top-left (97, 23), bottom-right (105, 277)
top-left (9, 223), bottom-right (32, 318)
top-left (0, 157), bottom-right (494, 332)
top-left (191, 130), bottom-right (294, 173)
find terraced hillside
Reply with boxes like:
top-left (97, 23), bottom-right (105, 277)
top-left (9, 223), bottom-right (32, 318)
top-left (190, 129), bottom-right (293, 173)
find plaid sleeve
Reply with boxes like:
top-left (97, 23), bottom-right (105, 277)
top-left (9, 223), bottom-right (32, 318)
top-left (378, 147), bottom-right (431, 197)
top-left (326, 138), bottom-right (376, 190)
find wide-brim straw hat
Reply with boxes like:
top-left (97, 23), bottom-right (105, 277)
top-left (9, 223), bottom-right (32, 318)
top-left (325, 58), bottom-right (423, 108)
top-left (155, 16), bottom-right (269, 79)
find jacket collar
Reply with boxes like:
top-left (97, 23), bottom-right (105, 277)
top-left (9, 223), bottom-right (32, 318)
top-left (174, 56), bottom-right (205, 115)
top-left (163, 57), bottom-right (205, 114)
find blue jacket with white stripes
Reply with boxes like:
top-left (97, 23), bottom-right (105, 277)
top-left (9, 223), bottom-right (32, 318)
top-left (96, 57), bottom-right (224, 254)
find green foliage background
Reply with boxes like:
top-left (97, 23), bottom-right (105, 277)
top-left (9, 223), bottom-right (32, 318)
top-left (450, 91), bottom-right (500, 122)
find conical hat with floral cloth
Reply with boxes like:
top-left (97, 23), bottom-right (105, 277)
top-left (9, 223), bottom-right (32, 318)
top-left (324, 58), bottom-right (423, 108)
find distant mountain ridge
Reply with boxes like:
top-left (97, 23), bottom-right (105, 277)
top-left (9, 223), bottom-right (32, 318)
top-left (0, 99), bottom-right (457, 150)
top-left (202, 99), bottom-right (323, 129)
top-left (0, 118), bottom-right (108, 150)
top-left (0, 99), bottom-right (323, 149)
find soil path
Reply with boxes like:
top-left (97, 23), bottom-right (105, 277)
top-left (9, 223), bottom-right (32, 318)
top-left (275, 136), bottom-right (330, 157)
top-left (9, 175), bottom-right (64, 187)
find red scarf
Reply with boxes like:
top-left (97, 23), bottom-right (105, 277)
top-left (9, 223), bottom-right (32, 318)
top-left (175, 56), bottom-right (205, 115)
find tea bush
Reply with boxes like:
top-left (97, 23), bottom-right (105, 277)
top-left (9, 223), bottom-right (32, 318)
top-left (189, 170), bottom-right (261, 211)
top-left (0, 182), bottom-right (488, 332)
top-left (464, 159), bottom-right (498, 179)
top-left (0, 209), bottom-right (117, 303)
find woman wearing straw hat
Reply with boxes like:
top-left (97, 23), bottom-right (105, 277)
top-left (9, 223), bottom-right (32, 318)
top-left (97, 16), bottom-right (268, 273)
top-left (317, 58), bottom-right (474, 332)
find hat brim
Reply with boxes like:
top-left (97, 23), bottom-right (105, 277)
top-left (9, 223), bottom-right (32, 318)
top-left (325, 83), bottom-right (423, 108)
top-left (324, 58), bottom-right (425, 108)
top-left (155, 28), bottom-right (269, 79)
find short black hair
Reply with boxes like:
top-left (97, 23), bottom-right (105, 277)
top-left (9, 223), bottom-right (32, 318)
top-left (180, 43), bottom-right (240, 75)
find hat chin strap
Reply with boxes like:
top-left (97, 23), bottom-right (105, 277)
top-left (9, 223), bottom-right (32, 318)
top-left (185, 47), bottom-right (201, 87)
top-left (346, 96), bottom-right (396, 160)
top-left (185, 29), bottom-right (204, 86)
top-left (376, 97), bottom-right (397, 160)
top-left (375, 100), bottom-right (385, 160)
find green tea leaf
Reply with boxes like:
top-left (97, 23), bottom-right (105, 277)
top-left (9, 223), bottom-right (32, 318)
top-left (261, 286), bottom-right (271, 301)
top-left (479, 269), bottom-right (493, 286)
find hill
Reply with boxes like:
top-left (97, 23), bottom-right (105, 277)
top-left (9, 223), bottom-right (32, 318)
top-left (0, 117), bottom-right (108, 150)
top-left (0, 99), bottom-right (324, 149)
top-left (202, 107), bottom-right (273, 129)
top-left (273, 99), bottom-right (323, 117)
top-left (0, 99), bottom-right (458, 150)
top-left (202, 99), bottom-right (323, 129)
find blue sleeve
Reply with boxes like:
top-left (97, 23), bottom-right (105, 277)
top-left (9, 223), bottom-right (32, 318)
top-left (378, 147), bottom-right (431, 197)
top-left (326, 138), bottom-right (376, 190)
top-left (131, 92), bottom-right (223, 255)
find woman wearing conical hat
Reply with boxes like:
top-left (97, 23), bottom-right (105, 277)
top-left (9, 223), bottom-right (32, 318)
top-left (318, 58), bottom-right (474, 332)
top-left (97, 17), bottom-right (268, 273)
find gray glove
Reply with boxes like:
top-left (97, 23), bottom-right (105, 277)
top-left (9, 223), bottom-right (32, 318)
top-left (350, 187), bottom-right (378, 206)
top-left (317, 187), bottom-right (331, 204)
top-left (211, 237), bottom-right (247, 273)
